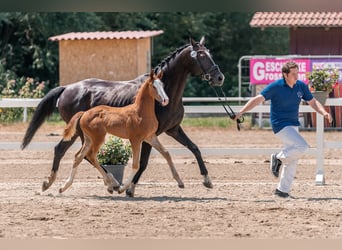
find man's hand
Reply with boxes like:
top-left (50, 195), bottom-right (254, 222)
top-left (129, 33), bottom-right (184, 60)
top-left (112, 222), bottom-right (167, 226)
top-left (324, 113), bottom-right (333, 123)
top-left (234, 112), bottom-right (243, 121)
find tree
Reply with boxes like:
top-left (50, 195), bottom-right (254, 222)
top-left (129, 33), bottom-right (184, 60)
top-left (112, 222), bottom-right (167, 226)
top-left (0, 12), bottom-right (107, 90)
top-left (0, 12), bottom-right (289, 97)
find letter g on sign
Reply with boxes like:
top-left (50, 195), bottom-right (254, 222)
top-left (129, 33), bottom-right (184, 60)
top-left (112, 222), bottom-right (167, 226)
top-left (253, 62), bottom-right (265, 81)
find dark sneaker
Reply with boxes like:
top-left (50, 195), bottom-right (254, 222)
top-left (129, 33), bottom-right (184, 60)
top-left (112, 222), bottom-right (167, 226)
top-left (270, 153), bottom-right (282, 178)
top-left (274, 189), bottom-right (289, 198)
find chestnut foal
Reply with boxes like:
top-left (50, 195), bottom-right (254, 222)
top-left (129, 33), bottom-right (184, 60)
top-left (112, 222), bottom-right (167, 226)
top-left (60, 71), bottom-right (169, 194)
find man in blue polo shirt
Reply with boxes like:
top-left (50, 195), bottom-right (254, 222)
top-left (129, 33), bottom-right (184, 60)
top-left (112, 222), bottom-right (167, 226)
top-left (235, 61), bottom-right (333, 198)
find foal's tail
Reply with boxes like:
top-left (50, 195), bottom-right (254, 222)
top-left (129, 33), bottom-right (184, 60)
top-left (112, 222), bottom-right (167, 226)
top-left (63, 112), bottom-right (85, 141)
top-left (21, 86), bottom-right (66, 149)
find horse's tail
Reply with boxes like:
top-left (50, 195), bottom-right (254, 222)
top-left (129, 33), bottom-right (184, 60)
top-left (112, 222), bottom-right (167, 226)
top-left (63, 111), bottom-right (85, 141)
top-left (21, 86), bottom-right (66, 149)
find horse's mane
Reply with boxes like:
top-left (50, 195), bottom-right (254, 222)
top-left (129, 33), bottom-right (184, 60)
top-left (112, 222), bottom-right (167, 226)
top-left (131, 74), bottom-right (151, 103)
top-left (154, 44), bottom-right (189, 74)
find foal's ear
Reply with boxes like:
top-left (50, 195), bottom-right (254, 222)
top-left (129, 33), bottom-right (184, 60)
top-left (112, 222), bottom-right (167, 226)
top-left (149, 69), bottom-right (154, 79)
top-left (157, 70), bottom-right (163, 80)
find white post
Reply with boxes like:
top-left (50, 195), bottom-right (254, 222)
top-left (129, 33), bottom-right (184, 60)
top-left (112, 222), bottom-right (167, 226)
top-left (315, 113), bottom-right (325, 185)
top-left (258, 112), bottom-right (262, 128)
top-left (23, 107), bottom-right (27, 122)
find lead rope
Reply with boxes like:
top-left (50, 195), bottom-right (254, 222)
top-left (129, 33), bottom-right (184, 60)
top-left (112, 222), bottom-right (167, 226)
top-left (211, 86), bottom-right (244, 131)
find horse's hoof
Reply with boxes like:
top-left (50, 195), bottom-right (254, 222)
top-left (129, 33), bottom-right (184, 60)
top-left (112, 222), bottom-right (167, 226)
top-left (203, 176), bottom-right (213, 188)
top-left (203, 175), bottom-right (213, 188)
top-left (178, 183), bottom-right (185, 189)
top-left (203, 181), bottom-right (213, 188)
top-left (125, 189), bottom-right (134, 197)
top-left (42, 181), bottom-right (49, 192)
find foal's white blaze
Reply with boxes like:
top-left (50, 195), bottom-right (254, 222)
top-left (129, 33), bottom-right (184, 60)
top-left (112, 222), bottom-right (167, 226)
top-left (153, 79), bottom-right (169, 106)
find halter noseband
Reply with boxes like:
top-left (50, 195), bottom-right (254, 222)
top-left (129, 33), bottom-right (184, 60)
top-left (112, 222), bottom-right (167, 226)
top-left (202, 65), bottom-right (220, 81)
top-left (189, 45), bottom-right (220, 82)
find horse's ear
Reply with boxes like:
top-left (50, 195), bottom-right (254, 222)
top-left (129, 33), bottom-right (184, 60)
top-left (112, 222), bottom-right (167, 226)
top-left (190, 37), bottom-right (196, 47)
top-left (199, 36), bottom-right (205, 45)
top-left (150, 69), bottom-right (154, 79)
top-left (157, 70), bottom-right (163, 79)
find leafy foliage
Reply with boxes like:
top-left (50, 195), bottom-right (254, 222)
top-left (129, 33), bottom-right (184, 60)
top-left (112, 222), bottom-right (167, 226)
top-left (0, 12), bottom-right (107, 89)
top-left (97, 136), bottom-right (132, 165)
top-left (0, 75), bottom-right (47, 122)
top-left (0, 12), bottom-right (289, 98)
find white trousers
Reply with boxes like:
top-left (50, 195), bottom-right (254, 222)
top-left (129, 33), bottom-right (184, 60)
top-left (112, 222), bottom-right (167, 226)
top-left (275, 126), bottom-right (309, 193)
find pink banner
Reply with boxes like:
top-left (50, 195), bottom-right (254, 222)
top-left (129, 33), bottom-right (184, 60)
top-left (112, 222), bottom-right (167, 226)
top-left (250, 59), bottom-right (311, 84)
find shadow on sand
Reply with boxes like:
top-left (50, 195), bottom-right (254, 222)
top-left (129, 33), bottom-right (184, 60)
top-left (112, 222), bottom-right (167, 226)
top-left (80, 194), bottom-right (228, 203)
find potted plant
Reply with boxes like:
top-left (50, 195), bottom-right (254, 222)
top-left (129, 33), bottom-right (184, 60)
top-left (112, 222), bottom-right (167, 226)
top-left (97, 136), bottom-right (132, 184)
top-left (307, 67), bottom-right (339, 104)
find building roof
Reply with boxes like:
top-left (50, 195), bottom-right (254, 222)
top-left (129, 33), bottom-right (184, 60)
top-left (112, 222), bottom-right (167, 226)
top-left (250, 12), bottom-right (342, 28)
top-left (49, 30), bottom-right (164, 41)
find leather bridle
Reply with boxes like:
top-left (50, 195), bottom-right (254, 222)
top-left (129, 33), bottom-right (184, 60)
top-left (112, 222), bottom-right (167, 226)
top-left (190, 45), bottom-right (244, 130)
top-left (189, 46), bottom-right (221, 83)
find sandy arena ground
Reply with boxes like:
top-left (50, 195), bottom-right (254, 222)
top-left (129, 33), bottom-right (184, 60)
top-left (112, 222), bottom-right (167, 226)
top-left (0, 122), bottom-right (342, 239)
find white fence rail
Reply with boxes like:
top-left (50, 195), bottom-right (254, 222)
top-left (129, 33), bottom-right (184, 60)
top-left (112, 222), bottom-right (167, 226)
top-left (183, 98), bottom-right (342, 185)
top-left (0, 98), bottom-right (42, 122)
top-left (1, 97), bottom-right (342, 185)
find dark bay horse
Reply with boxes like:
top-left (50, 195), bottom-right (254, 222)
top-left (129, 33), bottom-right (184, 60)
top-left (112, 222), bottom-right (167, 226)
top-left (60, 71), bottom-right (168, 194)
top-left (21, 37), bottom-right (225, 197)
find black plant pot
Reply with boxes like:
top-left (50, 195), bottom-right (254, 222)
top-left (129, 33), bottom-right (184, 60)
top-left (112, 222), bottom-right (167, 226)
top-left (102, 164), bottom-right (126, 184)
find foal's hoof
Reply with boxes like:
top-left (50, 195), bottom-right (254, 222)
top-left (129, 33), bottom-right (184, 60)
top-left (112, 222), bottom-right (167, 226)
top-left (42, 181), bottom-right (49, 192)
top-left (118, 185), bottom-right (126, 194)
top-left (107, 184), bottom-right (119, 194)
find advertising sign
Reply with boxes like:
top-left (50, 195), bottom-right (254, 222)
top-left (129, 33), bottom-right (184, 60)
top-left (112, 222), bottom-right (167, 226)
top-left (250, 58), bottom-right (311, 84)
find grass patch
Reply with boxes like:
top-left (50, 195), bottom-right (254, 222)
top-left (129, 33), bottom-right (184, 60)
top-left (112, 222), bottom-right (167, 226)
top-left (181, 116), bottom-right (252, 129)
top-left (46, 112), bottom-right (66, 125)
top-left (4, 111), bottom-right (253, 130)
top-left (181, 116), bottom-right (234, 128)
